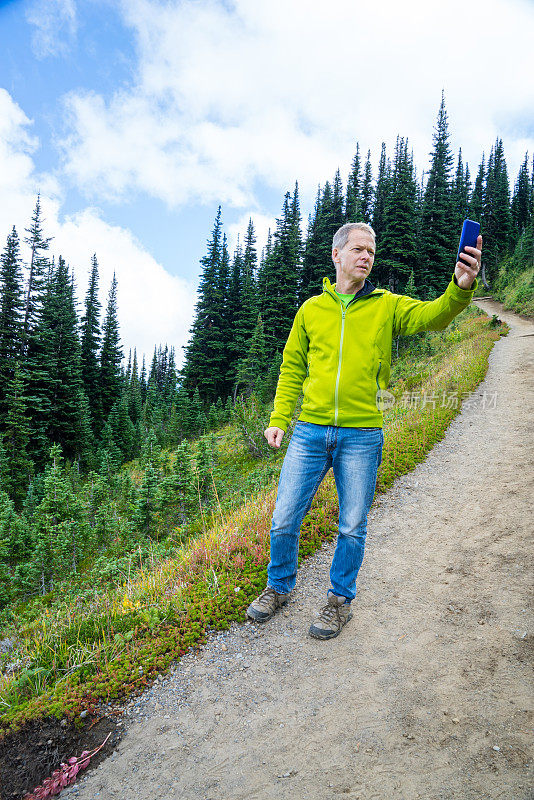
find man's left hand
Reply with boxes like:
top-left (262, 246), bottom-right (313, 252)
top-left (455, 234), bottom-right (482, 289)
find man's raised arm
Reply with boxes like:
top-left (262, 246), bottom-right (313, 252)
top-left (393, 236), bottom-right (482, 337)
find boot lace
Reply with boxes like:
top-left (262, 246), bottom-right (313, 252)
top-left (256, 586), bottom-right (278, 609)
top-left (316, 600), bottom-right (342, 626)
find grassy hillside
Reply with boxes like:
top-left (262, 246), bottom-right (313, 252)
top-left (492, 225), bottom-right (534, 317)
top-left (0, 306), bottom-right (507, 742)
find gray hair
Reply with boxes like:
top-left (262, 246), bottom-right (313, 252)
top-left (332, 222), bottom-right (376, 251)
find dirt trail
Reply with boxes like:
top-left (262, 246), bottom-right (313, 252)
top-left (67, 300), bottom-right (533, 800)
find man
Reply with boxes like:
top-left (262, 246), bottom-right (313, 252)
top-left (247, 222), bottom-right (481, 639)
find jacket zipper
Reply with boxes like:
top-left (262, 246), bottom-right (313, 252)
top-left (334, 306), bottom-right (346, 425)
top-left (325, 286), bottom-right (381, 426)
top-left (376, 361), bottom-right (382, 392)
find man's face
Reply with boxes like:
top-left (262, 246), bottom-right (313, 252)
top-left (332, 229), bottom-right (375, 284)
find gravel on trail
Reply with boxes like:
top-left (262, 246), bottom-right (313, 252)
top-left (64, 300), bottom-right (533, 800)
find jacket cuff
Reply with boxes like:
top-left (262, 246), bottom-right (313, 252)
top-left (268, 414), bottom-right (289, 432)
top-left (450, 273), bottom-right (478, 299)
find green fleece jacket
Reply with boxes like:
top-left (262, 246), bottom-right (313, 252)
top-left (269, 275), bottom-right (477, 431)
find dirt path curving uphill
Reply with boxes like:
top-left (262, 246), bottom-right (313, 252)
top-left (65, 300), bottom-right (533, 800)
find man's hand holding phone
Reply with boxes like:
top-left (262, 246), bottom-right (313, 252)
top-left (264, 426), bottom-right (285, 448)
top-left (455, 219), bottom-right (482, 289)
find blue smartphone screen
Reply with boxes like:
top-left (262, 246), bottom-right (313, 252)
top-left (457, 219), bottom-right (480, 262)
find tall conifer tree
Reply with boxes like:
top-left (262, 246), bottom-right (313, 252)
top-left (416, 94), bottom-right (455, 294)
top-left (331, 170), bottom-right (345, 230)
top-left (181, 208), bottom-right (232, 402)
top-left (22, 195), bottom-right (52, 351)
top-left (361, 150), bottom-right (374, 224)
top-left (511, 153), bottom-right (531, 241)
top-left (345, 144), bottom-right (362, 221)
top-left (452, 148), bottom-right (470, 232)
top-left (2, 363), bottom-right (32, 508)
top-left (372, 142), bottom-right (391, 244)
top-left (41, 257), bottom-right (93, 462)
top-left (483, 139), bottom-right (512, 276)
top-left (298, 187), bottom-right (325, 303)
top-left (0, 227), bottom-right (25, 422)
top-left (239, 218), bottom-right (259, 340)
top-left (378, 137), bottom-right (418, 292)
top-left (100, 273), bottom-right (123, 422)
top-left (80, 254), bottom-right (102, 432)
top-left (469, 155), bottom-right (485, 222)
top-left (260, 185), bottom-right (302, 353)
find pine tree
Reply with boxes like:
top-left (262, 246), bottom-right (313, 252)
top-left (297, 182), bottom-right (338, 303)
top-left (216, 234), bottom-right (232, 397)
top-left (0, 492), bottom-right (32, 607)
top-left (345, 143), bottom-right (362, 221)
top-left (256, 228), bottom-right (272, 310)
top-left (511, 153), bottom-right (531, 240)
top-left (108, 399), bottom-right (136, 461)
top-left (139, 354), bottom-right (147, 403)
top-left (360, 150), bottom-right (374, 224)
top-left (416, 94), bottom-right (455, 295)
top-left (378, 137), bottom-right (418, 292)
top-left (125, 348), bottom-right (132, 386)
top-left (298, 188), bottom-right (324, 303)
top-left (469, 155), bottom-right (485, 222)
top-left (260, 185), bottom-right (302, 353)
top-left (42, 257), bottom-right (93, 462)
top-left (80, 254), bottom-right (102, 432)
top-left (181, 208), bottom-right (233, 402)
top-left (331, 170), bottom-right (345, 230)
top-left (235, 313), bottom-right (268, 397)
top-left (404, 269), bottom-right (419, 299)
top-left (483, 139), bottom-right (513, 277)
top-left (0, 227), bottom-right (25, 421)
top-left (22, 195), bottom-right (52, 351)
top-left (132, 462), bottom-right (160, 538)
top-left (23, 257), bottom-right (92, 466)
top-left (98, 423), bottom-right (123, 471)
top-left (230, 219), bottom-right (259, 375)
top-left (140, 427), bottom-right (162, 468)
top-left (372, 142), bottom-right (391, 243)
top-left (100, 273), bottom-right (123, 421)
top-left (195, 433), bottom-right (216, 502)
top-left (225, 240), bottom-right (245, 388)
top-left (156, 440), bottom-right (196, 533)
top-left (164, 346), bottom-right (178, 404)
top-left (33, 444), bottom-right (87, 590)
top-left (127, 348), bottom-right (143, 425)
top-left (1, 362), bottom-right (32, 508)
top-left (258, 351), bottom-right (283, 402)
top-left (452, 148), bottom-right (470, 232)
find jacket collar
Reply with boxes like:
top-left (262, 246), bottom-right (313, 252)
top-left (322, 276), bottom-right (383, 299)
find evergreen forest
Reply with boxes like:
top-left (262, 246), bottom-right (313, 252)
top-left (0, 96), bottom-right (532, 613)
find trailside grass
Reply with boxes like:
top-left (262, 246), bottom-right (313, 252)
top-left (0, 307), bottom-right (506, 738)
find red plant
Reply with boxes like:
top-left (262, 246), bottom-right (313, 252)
top-left (23, 733), bottom-right (111, 799)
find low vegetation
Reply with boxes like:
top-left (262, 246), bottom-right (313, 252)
top-left (0, 306), bottom-right (507, 742)
top-left (492, 224), bottom-right (534, 317)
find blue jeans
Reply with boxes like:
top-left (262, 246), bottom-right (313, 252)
top-left (267, 422), bottom-right (383, 602)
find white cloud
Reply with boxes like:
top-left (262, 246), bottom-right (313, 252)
top-left (0, 89), bottom-right (196, 366)
top-left (227, 211), bottom-right (276, 262)
top-left (59, 0), bottom-right (534, 211)
top-left (0, 89), bottom-right (62, 239)
top-left (26, 0), bottom-right (78, 58)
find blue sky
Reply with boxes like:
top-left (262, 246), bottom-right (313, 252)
top-left (1, 0), bottom-right (533, 363)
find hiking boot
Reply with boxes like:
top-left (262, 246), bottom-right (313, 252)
top-left (246, 585), bottom-right (290, 622)
top-left (309, 592), bottom-right (353, 639)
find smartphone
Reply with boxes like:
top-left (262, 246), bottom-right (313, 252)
top-left (457, 219), bottom-right (480, 263)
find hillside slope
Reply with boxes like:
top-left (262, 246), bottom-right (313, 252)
top-left (61, 300), bottom-right (534, 800)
